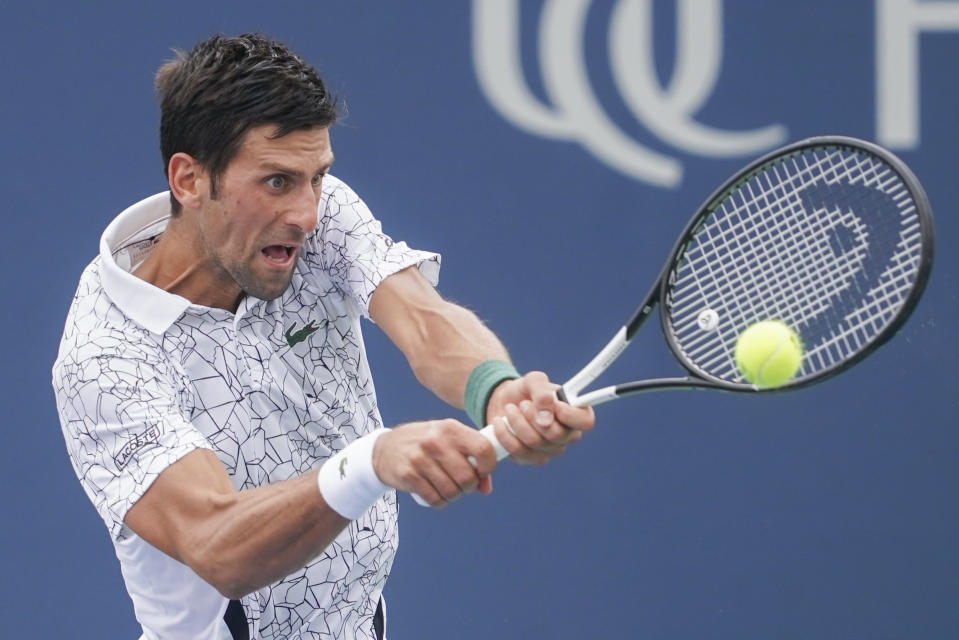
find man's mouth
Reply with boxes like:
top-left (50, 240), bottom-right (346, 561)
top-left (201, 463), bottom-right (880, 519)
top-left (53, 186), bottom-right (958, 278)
top-left (260, 244), bottom-right (297, 267)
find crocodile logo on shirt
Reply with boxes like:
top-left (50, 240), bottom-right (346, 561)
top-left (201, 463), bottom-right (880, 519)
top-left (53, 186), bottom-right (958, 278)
top-left (339, 457), bottom-right (348, 479)
top-left (285, 321), bottom-right (320, 347)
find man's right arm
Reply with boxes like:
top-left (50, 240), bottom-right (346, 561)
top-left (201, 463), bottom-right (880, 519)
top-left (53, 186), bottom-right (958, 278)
top-left (123, 419), bottom-right (497, 598)
top-left (124, 447), bottom-right (347, 599)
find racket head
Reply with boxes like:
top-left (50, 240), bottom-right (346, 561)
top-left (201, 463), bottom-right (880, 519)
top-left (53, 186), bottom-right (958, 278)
top-left (657, 136), bottom-right (934, 392)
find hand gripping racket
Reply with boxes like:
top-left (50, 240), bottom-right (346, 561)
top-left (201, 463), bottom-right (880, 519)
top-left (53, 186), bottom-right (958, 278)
top-left (414, 135), bottom-right (934, 506)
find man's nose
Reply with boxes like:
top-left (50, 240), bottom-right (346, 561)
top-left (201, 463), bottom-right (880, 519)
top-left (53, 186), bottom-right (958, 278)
top-left (287, 183), bottom-right (319, 234)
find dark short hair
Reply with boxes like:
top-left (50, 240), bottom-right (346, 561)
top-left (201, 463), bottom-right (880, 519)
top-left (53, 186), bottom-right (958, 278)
top-left (156, 33), bottom-right (338, 213)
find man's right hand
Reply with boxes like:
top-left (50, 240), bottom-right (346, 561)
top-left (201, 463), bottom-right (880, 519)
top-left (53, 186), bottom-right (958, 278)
top-left (372, 420), bottom-right (498, 507)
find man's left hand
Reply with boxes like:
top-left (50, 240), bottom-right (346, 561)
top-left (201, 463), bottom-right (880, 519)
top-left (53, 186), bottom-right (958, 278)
top-left (485, 371), bottom-right (595, 465)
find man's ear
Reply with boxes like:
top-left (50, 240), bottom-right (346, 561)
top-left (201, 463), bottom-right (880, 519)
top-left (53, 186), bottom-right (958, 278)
top-left (168, 152), bottom-right (208, 211)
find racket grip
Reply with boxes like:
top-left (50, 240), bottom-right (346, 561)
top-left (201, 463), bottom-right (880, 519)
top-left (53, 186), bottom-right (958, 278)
top-left (479, 423), bottom-right (510, 461)
top-left (411, 424), bottom-right (508, 507)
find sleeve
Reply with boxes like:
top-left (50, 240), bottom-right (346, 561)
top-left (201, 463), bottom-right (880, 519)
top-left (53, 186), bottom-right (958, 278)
top-left (304, 174), bottom-right (441, 318)
top-left (53, 334), bottom-right (212, 541)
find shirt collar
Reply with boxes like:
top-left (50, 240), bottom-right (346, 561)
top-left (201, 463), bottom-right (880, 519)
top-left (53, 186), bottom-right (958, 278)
top-left (99, 192), bottom-right (192, 335)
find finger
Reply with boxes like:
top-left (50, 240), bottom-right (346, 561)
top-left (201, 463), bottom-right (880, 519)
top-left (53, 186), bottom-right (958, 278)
top-left (441, 453), bottom-right (484, 496)
top-left (554, 401), bottom-right (597, 432)
top-left (411, 447), bottom-right (473, 505)
top-left (443, 429), bottom-right (503, 496)
top-left (477, 475), bottom-right (493, 495)
top-left (428, 462), bottom-right (470, 503)
top-left (411, 458), bottom-right (465, 506)
top-left (429, 419), bottom-right (492, 494)
top-left (522, 371), bottom-right (561, 427)
top-left (518, 398), bottom-right (576, 446)
top-left (410, 455), bottom-right (483, 508)
top-left (505, 402), bottom-right (562, 461)
top-left (405, 469), bottom-right (448, 508)
top-left (491, 410), bottom-right (526, 456)
top-left (462, 430), bottom-right (498, 476)
top-left (490, 408), bottom-right (547, 465)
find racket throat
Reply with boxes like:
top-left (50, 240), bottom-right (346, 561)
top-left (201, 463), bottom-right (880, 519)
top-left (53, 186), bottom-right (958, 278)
top-left (565, 384), bottom-right (621, 407)
top-left (561, 327), bottom-right (630, 406)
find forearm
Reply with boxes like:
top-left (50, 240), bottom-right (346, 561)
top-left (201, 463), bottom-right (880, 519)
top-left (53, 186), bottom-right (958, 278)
top-left (125, 449), bottom-right (353, 599)
top-left (184, 470), bottom-right (348, 598)
top-left (370, 267), bottom-right (512, 408)
top-left (404, 301), bottom-right (511, 407)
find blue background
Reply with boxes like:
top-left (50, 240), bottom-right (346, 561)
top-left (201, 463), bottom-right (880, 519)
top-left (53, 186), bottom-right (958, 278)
top-left (2, 1), bottom-right (956, 638)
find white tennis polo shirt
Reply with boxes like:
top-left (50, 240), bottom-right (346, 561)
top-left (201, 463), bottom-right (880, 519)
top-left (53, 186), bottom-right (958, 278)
top-left (52, 175), bottom-right (440, 640)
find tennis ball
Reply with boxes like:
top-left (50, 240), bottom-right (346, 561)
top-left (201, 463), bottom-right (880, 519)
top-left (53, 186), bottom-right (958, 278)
top-left (734, 320), bottom-right (803, 387)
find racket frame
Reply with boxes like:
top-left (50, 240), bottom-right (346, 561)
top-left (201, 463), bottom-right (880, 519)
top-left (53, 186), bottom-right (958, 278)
top-left (560, 135), bottom-right (934, 407)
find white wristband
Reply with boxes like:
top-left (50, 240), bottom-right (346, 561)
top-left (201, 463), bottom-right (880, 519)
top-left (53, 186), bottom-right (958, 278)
top-left (317, 429), bottom-right (390, 520)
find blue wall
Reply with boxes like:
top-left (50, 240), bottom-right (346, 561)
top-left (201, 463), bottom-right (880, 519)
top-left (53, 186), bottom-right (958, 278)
top-left (2, 1), bottom-right (957, 637)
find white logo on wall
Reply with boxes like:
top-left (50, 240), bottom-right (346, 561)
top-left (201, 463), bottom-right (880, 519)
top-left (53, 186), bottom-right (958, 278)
top-left (473, 0), bottom-right (958, 188)
top-left (472, 0), bottom-right (787, 188)
top-left (877, 0), bottom-right (959, 148)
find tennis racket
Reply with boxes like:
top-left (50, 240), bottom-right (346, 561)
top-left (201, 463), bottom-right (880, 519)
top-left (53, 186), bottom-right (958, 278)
top-left (414, 135), bottom-right (933, 506)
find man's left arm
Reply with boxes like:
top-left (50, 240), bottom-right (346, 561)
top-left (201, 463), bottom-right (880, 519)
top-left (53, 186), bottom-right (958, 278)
top-left (370, 266), bottom-right (595, 465)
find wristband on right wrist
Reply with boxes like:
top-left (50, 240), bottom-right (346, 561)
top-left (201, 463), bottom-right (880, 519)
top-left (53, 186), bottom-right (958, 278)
top-left (464, 360), bottom-right (520, 428)
top-left (317, 429), bottom-right (390, 520)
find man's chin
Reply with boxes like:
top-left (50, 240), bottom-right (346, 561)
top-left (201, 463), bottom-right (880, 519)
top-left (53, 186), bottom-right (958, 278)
top-left (241, 272), bottom-right (295, 302)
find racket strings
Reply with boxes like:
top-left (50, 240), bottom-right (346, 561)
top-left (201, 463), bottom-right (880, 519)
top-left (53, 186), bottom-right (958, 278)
top-left (665, 146), bottom-right (925, 383)
top-left (724, 161), bottom-right (912, 364)
top-left (672, 153), bottom-right (873, 365)
top-left (673, 154), bottom-right (869, 322)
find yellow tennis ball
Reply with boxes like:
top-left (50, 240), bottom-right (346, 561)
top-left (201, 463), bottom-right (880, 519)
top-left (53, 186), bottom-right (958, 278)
top-left (734, 320), bottom-right (803, 387)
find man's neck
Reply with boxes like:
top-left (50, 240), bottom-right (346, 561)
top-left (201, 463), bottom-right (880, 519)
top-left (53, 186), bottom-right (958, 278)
top-left (133, 218), bottom-right (243, 312)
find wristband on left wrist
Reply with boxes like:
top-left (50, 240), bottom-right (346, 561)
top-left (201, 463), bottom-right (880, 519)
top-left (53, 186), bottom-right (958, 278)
top-left (464, 360), bottom-right (520, 428)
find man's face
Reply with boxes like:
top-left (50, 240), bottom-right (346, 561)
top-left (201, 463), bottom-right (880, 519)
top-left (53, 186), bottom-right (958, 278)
top-left (196, 124), bottom-right (334, 303)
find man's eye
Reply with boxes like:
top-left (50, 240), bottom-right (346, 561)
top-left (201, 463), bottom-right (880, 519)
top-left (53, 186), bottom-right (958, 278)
top-left (267, 176), bottom-right (287, 189)
top-left (311, 173), bottom-right (324, 187)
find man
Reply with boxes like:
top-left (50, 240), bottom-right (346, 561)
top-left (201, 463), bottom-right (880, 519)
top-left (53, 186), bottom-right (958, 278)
top-left (52, 33), bottom-right (594, 640)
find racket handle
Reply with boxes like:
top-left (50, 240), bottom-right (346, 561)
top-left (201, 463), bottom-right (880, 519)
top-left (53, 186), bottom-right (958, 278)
top-left (411, 424), bottom-right (508, 507)
top-left (479, 423), bottom-right (510, 461)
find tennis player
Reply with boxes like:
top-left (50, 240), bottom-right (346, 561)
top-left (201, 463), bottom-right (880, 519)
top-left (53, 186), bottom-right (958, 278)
top-left (51, 33), bottom-right (593, 640)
